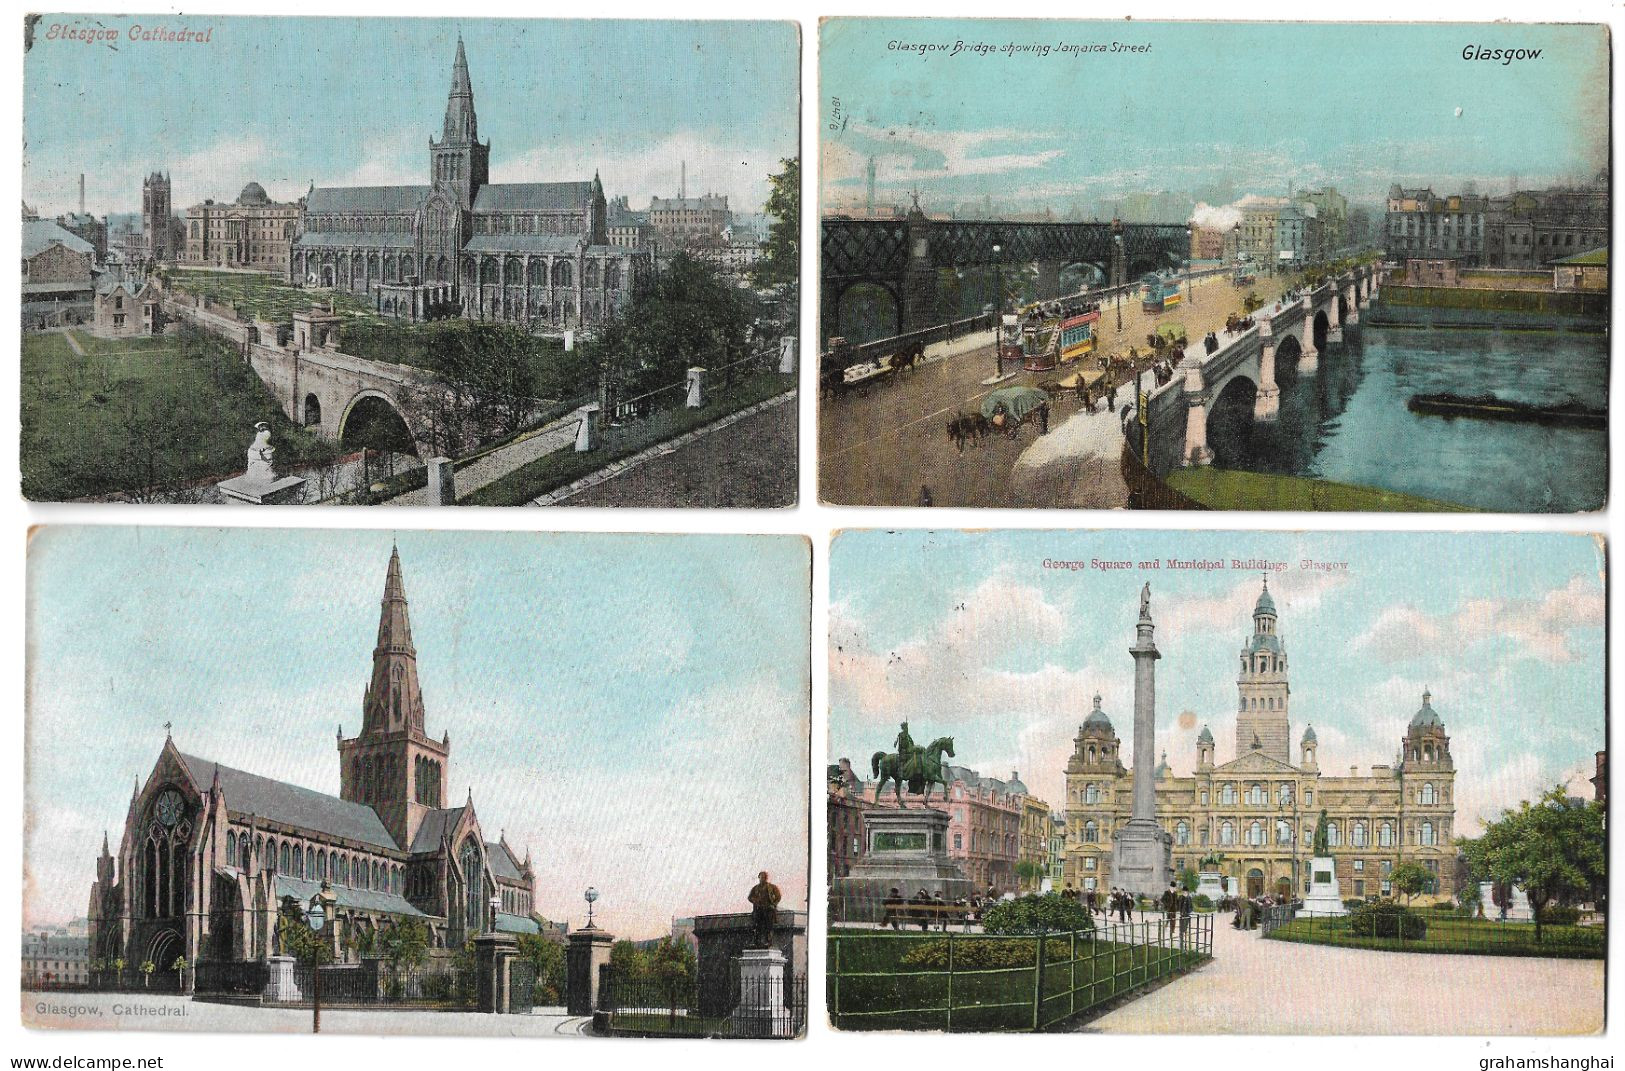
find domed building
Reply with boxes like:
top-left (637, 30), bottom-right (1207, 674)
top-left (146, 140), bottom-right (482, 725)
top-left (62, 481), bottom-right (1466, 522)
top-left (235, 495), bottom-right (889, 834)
top-left (182, 178), bottom-right (302, 272)
top-left (1062, 580), bottom-right (1457, 901)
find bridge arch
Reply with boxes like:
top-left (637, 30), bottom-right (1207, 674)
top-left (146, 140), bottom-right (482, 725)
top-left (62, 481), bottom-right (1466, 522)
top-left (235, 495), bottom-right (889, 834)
top-left (302, 393), bottom-right (322, 427)
top-left (828, 280), bottom-right (903, 342)
top-left (1206, 374), bottom-right (1259, 465)
top-left (339, 389), bottom-right (421, 458)
top-left (1312, 309), bottom-right (1330, 353)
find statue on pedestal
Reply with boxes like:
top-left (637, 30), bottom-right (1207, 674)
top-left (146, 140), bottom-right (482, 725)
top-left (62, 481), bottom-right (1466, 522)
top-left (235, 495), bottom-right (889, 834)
top-left (870, 729), bottom-right (956, 806)
top-left (1312, 809), bottom-right (1331, 856)
top-left (245, 422), bottom-right (277, 483)
top-left (748, 871), bottom-right (781, 949)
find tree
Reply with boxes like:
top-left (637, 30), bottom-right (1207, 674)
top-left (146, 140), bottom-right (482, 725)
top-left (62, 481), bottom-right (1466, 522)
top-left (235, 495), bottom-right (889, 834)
top-left (1015, 859), bottom-right (1046, 892)
top-left (276, 897), bottom-right (334, 967)
top-left (1176, 867), bottom-right (1200, 893)
top-left (609, 939), bottom-right (648, 979)
top-left (752, 156), bottom-right (799, 334)
top-left (1459, 786), bottom-right (1606, 943)
top-left (645, 936), bottom-right (698, 1028)
top-left (515, 934), bottom-right (566, 1004)
top-left (1388, 862), bottom-right (1435, 908)
top-left (377, 919), bottom-right (430, 971)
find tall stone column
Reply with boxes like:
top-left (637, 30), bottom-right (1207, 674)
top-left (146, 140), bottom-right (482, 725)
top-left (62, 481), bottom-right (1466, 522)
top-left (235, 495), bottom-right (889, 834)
top-left (1110, 586), bottom-right (1172, 898)
top-left (1254, 318), bottom-right (1280, 422)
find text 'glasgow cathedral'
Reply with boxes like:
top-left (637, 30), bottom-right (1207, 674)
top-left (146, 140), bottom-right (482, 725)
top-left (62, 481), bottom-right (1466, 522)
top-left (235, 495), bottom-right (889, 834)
top-left (88, 547), bottom-right (540, 974)
top-left (291, 37), bottom-right (650, 328)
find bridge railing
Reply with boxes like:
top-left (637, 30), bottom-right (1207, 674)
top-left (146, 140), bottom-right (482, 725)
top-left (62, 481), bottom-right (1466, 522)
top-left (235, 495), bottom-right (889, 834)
top-left (825, 313), bottom-right (997, 370)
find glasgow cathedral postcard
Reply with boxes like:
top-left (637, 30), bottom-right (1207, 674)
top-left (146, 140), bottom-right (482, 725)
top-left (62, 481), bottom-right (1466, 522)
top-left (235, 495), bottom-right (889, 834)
top-left (22, 16), bottom-right (800, 507)
top-left (817, 19), bottom-right (1608, 512)
top-left (827, 529), bottom-right (1605, 1033)
top-left (24, 527), bottom-right (811, 1037)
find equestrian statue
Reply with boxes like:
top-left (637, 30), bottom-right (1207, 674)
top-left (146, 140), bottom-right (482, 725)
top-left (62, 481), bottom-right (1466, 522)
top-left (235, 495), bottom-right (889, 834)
top-left (871, 721), bottom-right (955, 806)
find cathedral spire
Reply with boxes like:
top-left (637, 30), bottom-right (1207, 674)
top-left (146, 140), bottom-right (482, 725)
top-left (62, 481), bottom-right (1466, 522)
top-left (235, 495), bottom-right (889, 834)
top-left (443, 35), bottom-right (478, 144)
top-left (364, 546), bottom-right (426, 737)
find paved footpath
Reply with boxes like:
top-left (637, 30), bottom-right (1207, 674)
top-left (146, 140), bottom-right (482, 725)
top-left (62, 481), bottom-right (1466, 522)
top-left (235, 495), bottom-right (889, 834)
top-left (388, 405), bottom-right (591, 505)
top-left (1082, 912), bottom-right (1603, 1035)
top-left (23, 991), bottom-right (593, 1036)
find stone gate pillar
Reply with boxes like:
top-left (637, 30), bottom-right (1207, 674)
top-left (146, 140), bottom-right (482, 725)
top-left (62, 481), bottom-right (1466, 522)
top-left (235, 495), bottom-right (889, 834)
top-left (566, 927), bottom-right (614, 1017)
top-left (474, 931), bottom-right (518, 1014)
top-left (1182, 365), bottom-right (1214, 467)
top-left (1255, 318), bottom-right (1280, 422)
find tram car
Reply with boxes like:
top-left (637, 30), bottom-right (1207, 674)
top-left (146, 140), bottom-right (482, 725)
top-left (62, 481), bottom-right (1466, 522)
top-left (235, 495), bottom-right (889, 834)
top-left (1141, 273), bottom-right (1184, 313)
top-left (1057, 308), bottom-right (1101, 362)
top-left (998, 313), bottom-right (1025, 365)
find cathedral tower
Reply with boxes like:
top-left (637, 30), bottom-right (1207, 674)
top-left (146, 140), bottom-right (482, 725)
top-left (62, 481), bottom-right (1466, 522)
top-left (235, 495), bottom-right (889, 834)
top-left (1235, 578), bottom-right (1291, 764)
top-left (338, 546), bottom-right (452, 849)
top-left (142, 172), bottom-right (171, 262)
top-left (429, 36), bottom-right (490, 208)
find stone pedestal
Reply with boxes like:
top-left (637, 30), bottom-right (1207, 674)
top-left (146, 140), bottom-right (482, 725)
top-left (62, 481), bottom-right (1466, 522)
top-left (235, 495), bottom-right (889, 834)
top-left (566, 926), bottom-right (614, 1016)
top-left (1301, 855), bottom-right (1347, 916)
top-left (473, 931), bottom-right (518, 1013)
top-left (425, 457), bottom-right (455, 505)
top-left (1481, 881), bottom-right (1533, 921)
top-left (263, 955), bottom-right (302, 1002)
top-left (685, 367), bottom-right (706, 408)
top-left (219, 472), bottom-right (306, 505)
top-left (1111, 820), bottom-right (1173, 900)
top-left (829, 807), bottom-right (971, 924)
top-left (729, 948), bottom-right (792, 1038)
top-left (1194, 871), bottom-right (1227, 902)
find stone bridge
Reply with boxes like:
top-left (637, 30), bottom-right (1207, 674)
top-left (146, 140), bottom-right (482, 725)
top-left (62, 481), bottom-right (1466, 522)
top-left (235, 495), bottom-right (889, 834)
top-left (1143, 265), bottom-right (1385, 474)
top-left (822, 212), bottom-right (1189, 337)
top-left (166, 297), bottom-right (440, 458)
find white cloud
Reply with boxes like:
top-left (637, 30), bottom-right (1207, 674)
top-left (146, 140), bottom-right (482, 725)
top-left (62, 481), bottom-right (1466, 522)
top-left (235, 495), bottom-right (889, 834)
top-left (1353, 574), bottom-right (1603, 665)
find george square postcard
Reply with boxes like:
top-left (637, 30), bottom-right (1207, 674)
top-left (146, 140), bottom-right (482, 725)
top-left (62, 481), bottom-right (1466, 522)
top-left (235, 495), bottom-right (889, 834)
top-left (24, 528), bottom-right (810, 1037)
top-left (818, 19), bottom-right (1608, 512)
top-left (828, 530), bottom-right (1605, 1033)
top-left (22, 16), bottom-right (800, 507)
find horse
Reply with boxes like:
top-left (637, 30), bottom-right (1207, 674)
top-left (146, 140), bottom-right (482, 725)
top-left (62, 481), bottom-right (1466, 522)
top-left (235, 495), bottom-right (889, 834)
top-left (888, 341), bottom-right (924, 374)
top-left (871, 736), bottom-right (956, 806)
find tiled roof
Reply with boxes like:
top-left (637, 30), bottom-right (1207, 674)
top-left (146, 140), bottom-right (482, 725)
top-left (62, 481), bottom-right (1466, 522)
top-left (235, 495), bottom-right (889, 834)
top-left (461, 234), bottom-right (583, 255)
top-left (494, 912), bottom-right (539, 935)
top-left (178, 752), bottom-right (399, 852)
top-left (273, 873), bottom-right (429, 918)
top-left (473, 182), bottom-right (593, 213)
top-left (306, 185), bottom-right (432, 214)
top-left (23, 219), bottom-right (95, 259)
top-left (295, 231), bottom-right (418, 249)
top-left (486, 841), bottom-right (521, 881)
top-left (409, 806), bottom-right (465, 854)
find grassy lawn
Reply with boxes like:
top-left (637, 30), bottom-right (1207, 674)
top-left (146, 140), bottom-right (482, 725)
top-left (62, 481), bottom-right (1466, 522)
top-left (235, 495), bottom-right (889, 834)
top-left (1166, 466), bottom-right (1479, 512)
top-left (828, 929), bottom-right (1207, 1032)
top-left (1266, 914), bottom-right (1604, 959)
top-left (21, 326), bottom-right (331, 501)
top-left (166, 268), bottom-right (383, 326)
top-left (461, 372), bottom-right (794, 506)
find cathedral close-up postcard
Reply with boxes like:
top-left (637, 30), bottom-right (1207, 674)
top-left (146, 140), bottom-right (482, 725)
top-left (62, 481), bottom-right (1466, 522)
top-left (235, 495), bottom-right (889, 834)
top-left (817, 19), bottom-right (1608, 512)
top-left (23, 528), bottom-right (811, 1037)
top-left (21, 15), bottom-right (800, 507)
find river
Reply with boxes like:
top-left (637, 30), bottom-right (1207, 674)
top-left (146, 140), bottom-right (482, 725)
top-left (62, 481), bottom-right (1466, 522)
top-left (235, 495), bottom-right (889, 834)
top-left (1206, 320), bottom-right (1608, 512)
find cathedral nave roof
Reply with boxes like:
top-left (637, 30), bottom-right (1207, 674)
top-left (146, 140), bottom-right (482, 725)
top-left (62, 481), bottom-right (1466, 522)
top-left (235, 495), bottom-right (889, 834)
top-left (179, 752), bottom-right (400, 852)
top-left (472, 181), bottom-right (595, 213)
top-left (306, 185), bottom-right (433, 214)
top-left (409, 805), bottom-right (468, 854)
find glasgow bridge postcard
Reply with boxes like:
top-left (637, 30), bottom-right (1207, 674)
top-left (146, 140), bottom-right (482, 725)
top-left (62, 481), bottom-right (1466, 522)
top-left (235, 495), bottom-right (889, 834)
top-left (22, 16), bottom-right (800, 507)
top-left (817, 19), bottom-right (1608, 512)
top-left (24, 528), bottom-right (811, 1037)
top-left (827, 529), bottom-right (1605, 1033)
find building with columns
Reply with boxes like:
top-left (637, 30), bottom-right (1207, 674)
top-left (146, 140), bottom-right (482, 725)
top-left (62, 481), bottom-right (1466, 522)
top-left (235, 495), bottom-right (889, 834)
top-left (87, 546), bottom-right (540, 980)
top-left (291, 37), bottom-right (650, 330)
top-left (1063, 581), bottom-right (1458, 901)
top-left (184, 182), bottom-right (302, 272)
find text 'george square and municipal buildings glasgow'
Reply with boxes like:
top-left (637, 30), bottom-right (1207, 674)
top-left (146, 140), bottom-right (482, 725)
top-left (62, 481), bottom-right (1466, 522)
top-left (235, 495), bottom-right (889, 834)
top-left (263, 37), bottom-right (649, 329)
top-left (1064, 581), bottom-right (1456, 900)
top-left (87, 547), bottom-right (540, 975)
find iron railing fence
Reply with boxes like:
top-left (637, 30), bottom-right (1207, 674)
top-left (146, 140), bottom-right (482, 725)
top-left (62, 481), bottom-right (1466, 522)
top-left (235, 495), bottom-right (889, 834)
top-left (1263, 906), bottom-right (1606, 957)
top-left (603, 346), bottom-right (784, 425)
top-left (828, 914), bottom-right (1212, 1033)
top-left (600, 970), bottom-right (808, 1039)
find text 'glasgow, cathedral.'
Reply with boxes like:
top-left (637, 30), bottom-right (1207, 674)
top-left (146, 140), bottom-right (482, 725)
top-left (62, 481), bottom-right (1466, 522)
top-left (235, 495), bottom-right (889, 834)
top-left (88, 547), bottom-right (540, 973)
top-left (1064, 580), bottom-right (1456, 899)
top-left (290, 37), bottom-right (650, 329)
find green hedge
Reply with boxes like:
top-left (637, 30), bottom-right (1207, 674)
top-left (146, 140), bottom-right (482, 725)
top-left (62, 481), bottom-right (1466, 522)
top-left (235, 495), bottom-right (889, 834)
top-left (1348, 901), bottom-right (1427, 940)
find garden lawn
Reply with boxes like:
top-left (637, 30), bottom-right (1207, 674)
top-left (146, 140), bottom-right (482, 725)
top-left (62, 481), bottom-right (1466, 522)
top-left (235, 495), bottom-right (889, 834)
top-left (1265, 914), bottom-right (1604, 959)
top-left (1166, 467), bottom-right (1478, 512)
top-left (828, 928), bottom-right (1207, 1032)
top-left (461, 372), bottom-right (793, 506)
top-left (21, 327), bottom-right (328, 501)
top-left (166, 269), bottom-right (383, 326)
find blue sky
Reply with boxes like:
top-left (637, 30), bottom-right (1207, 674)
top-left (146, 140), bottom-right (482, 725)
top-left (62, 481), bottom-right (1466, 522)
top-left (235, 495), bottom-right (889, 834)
top-left (24, 16), bottom-right (799, 219)
top-left (830, 530), bottom-right (1604, 838)
top-left (26, 528), bottom-right (810, 939)
top-left (820, 19), bottom-right (1608, 212)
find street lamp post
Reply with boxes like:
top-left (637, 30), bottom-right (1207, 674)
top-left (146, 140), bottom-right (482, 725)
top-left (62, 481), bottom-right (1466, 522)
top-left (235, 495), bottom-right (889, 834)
top-left (991, 241), bottom-right (1004, 378)
top-left (301, 883), bottom-right (335, 1034)
top-left (584, 886), bottom-right (600, 930)
top-left (1185, 225), bottom-right (1195, 307)
top-left (1114, 233), bottom-right (1124, 333)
